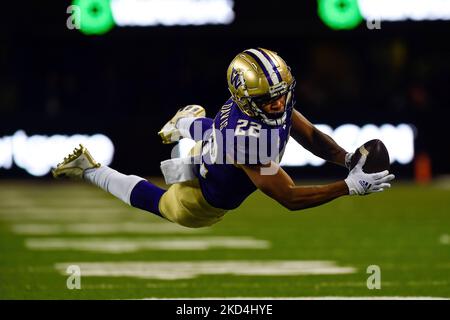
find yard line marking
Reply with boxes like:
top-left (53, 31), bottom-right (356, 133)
top-left (0, 208), bottom-right (135, 221)
top-left (0, 207), bottom-right (129, 215)
top-left (55, 261), bottom-right (356, 280)
top-left (12, 222), bottom-right (205, 235)
top-left (0, 191), bottom-right (107, 200)
top-left (440, 234), bottom-right (450, 245)
top-left (140, 296), bottom-right (448, 300)
top-left (28, 237), bottom-right (270, 253)
top-left (0, 199), bottom-right (120, 208)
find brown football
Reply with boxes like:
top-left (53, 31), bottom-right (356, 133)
top-left (349, 139), bottom-right (390, 173)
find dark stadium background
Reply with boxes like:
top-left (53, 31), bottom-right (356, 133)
top-left (1, 0), bottom-right (449, 180)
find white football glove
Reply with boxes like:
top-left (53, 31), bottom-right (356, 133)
top-left (344, 154), bottom-right (395, 195)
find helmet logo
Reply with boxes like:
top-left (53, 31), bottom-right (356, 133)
top-left (230, 68), bottom-right (242, 90)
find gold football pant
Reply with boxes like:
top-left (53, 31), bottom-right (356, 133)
top-left (158, 180), bottom-right (227, 228)
top-left (158, 141), bottom-right (227, 228)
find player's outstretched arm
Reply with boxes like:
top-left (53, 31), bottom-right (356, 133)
top-left (241, 162), bottom-right (348, 211)
top-left (241, 155), bottom-right (394, 211)
top-left (290, 109), bottom-right (349, 167)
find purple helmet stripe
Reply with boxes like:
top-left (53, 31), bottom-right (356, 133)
top-left (256, 48), bottom-right (283, 83)
top-left (244, 50), bottom-right (274, 86)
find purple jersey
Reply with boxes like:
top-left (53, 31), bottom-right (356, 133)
top-left (196, 98), bottom-right (293, 210)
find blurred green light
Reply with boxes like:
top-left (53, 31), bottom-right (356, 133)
top-left (73, 0), bottom-right (115, 35)
top-left (318, 0), bottom-right (363, 30)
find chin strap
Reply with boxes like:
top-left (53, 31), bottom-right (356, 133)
top-left (250, 101), bottom-right (286, 126)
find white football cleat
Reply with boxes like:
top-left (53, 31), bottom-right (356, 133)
top-left (158, 104), bottom-right (205, 144)
top-left (52, 144), bottom-right (100, 180)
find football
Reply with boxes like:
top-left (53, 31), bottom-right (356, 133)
top-left (349, 139), bottom-right (390, 173)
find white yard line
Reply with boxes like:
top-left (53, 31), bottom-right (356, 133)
top-left (0, 207), bottom-right (135, 221)
top-left (140, 296), bottom-right (448, 300)
top-left (55, 260), bottom-right (356, 280)
top-left (440, 234), bottom-right (450, 245)
top-left (0, 207), bottom-right (129, 216)
top-left (0, 191), bottom-right (107, 201)
top-left (0, 199), bottom-right (120, 208)
top-left (12, 222), bottom-right (205, 235)
top-left (28, 237), bottom-right (270, 253)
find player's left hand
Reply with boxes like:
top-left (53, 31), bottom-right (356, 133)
top-left (345, 152), bottom-right (354, 170)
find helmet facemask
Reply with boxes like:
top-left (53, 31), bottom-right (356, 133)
top-left (249, 80), bottom-right (295, 126)
top-left (231, 79), bottom-right (296, 127)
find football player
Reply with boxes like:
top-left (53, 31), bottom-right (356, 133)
top-left (53, 48), bottom-right (395, 228)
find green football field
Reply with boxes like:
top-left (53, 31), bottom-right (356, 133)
top-left (0, 179), bottom-right (449, 299)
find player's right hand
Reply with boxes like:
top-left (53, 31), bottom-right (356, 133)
top-left (344, 154), bottom-right (395, 195)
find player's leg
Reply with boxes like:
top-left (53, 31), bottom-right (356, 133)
top-left (159, 181), bottom-right (227, 228)
top-left (52, 145), bottom-right (166, 219)
top-left (158, 105), bottom-right (213, 143)
top-left (177, 117), bottom-right (213, 142)
top-left (84, 166), bottom-right (166, 218)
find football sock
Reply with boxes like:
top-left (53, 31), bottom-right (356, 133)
top-left (83, 166), bottom-right (165, 217)
top-left (129, 180), bottom-right (165, 218)
top-left (177, 117), bottom-right (213, 141)
top-left (84, 166), bottom-right (144, 205)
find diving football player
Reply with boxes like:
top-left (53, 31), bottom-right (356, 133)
top-left (52, 48), bottom-right (395, 228)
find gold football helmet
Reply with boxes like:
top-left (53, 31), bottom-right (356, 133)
top-left (227, 48), bottom-right (296, 126)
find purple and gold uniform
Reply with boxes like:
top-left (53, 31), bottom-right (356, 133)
top-left (158, 48), bottom-right (296, 228)
top-left (158, 98), bottom-right (294, 228)
top-left (197, 98), bottom-right (293, 210)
